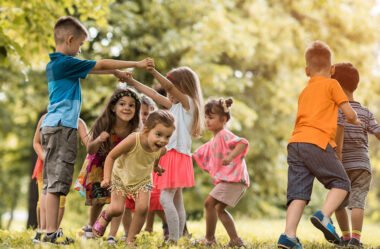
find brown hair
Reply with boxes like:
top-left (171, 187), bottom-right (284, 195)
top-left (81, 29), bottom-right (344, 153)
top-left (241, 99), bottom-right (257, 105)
top-left (205, 97), bottom-right (233, 121)
top-left (141, 95), bottom-right (157, 111)
top-left (90, 88), bottom-right (141, 154)
top-left (167, 67), bottom-right (204, 137)
top-left (54, 16), bottom-right (89, 44)
top-left (305, 41), bottom-right (332, 72)
top-left (144, 110), bottom-right (175, 132)
top-left (331, 63), bottom-right (359, 92)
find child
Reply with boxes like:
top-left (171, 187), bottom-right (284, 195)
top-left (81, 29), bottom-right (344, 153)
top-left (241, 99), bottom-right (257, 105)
top-left (120, 95), bottom-right (170, 240)
top-left (75, 87), bottom-right (141, 244)
top-left (193, 98), bottom-right (249, 247)
top-left (32, 114), bottom-right (88, 243)
top-left (125, 67), bottom-right (204, 242)
top-left (277, 41), bottom-right (361, 249)
top-left (40, 16), bottom-right (153, 244)
top-left (332, 63), bottom-right (380, 248)
top-left (92, 110), bottom-right (176, 245)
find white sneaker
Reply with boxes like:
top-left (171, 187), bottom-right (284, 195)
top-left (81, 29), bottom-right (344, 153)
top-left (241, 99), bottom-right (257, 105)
top-left (82, 225), bottom-right (94, 239)
top-left (107, 236), bottom-right (117, 245)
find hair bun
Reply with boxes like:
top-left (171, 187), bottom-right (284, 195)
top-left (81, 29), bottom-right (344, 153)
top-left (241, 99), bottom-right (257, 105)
top-left (225, 98), bottom-right (233, 108)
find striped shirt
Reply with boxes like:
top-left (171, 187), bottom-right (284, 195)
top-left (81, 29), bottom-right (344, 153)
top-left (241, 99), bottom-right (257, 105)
top-left (338, 101), bottom-right (380, 173)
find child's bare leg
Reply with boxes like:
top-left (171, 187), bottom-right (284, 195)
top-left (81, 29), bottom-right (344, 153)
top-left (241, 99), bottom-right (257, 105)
top-left (351, 208), bottom-right (364, 237)
top-left (90, 203), bottom-right (104, 226)
top-left (144, 211), bottom-right (155, 232)
top-left (127, 191), bottom-right (150, 243)
top-left (122, 209), bottom-right (132, 235)
top-left (215, 202), bottom-right (239, 241)
top-left (46, 192), bottom-right (60, 233)
top-left (322, 188), bottom-right (348, 217)
top-left (109, 214), bottom-right (123, 237)
top-left (335, 207), bottom-right (350, 236)
top-left (58, 207), bottom-right (65, 227)
top-left (156, 210), bottom-right (166, 223)
top-left (98, 192), bottom-right (126, 227)
top-left (204, 195), bottom-right (218, 241)
top-left (284, 199), bottom-right (307, 237)
top-left (40, 194), bottom-right (46, 230)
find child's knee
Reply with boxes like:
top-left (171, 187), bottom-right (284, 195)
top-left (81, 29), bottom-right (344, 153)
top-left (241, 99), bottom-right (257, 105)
top-left (215, 204), bottom-right (226, 214)
top-left (204, 197), bottom-right (216, 209)
top-left (109, 205), bottom-right (124, 217)
top-left (136, 206), bottom-right (149, 217)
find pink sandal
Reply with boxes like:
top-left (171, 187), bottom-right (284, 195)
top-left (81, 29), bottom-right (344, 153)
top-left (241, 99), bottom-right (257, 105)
top-left (92, 210), bottom-right (111, 237)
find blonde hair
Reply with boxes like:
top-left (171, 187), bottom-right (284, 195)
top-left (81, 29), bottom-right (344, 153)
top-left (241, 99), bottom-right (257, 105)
top-left (305, 40), bottom-right (332, 72)
top-left (167, 67), bottom-right (204, 137)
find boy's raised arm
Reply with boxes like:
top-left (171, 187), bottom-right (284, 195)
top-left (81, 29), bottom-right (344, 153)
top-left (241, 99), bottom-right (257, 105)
top-left (90, 58), bottom-right (154, 72)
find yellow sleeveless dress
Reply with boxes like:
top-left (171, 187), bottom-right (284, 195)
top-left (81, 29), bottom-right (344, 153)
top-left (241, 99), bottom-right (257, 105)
top-left (111, 132), bottom-right (162, 198)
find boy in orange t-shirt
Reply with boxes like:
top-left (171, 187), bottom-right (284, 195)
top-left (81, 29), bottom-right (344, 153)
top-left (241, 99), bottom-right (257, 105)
top-left (277, 41), bottom-right (361, 249)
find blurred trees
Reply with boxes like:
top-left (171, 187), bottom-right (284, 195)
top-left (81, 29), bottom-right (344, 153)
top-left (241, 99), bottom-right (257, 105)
top-left (1, 0), bottom-right (380, 228)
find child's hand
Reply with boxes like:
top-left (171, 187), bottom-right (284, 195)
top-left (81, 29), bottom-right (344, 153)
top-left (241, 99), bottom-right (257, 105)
top-left (222, 156), bottom-right (232, 165)
top-left (97, 131), bottom-right (110, 143)
top-left (114, 70), bottom-right (132, 82)
top-left (136, 58), bottom-right (155, 70)
top-left (154, 165), bottom-right (165, 176)
top-left (101, 178), bottom-right (111, 188)
top-left (353, 118), bottom-right (362, 126)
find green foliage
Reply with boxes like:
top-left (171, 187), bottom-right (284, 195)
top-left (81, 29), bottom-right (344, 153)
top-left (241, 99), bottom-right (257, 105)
top-left (2, 0), bottom-right (380, 229)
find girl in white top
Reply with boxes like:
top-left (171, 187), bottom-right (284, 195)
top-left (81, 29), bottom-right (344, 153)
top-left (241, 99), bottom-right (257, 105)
top-left (126, 67), bottom-right (204, 242)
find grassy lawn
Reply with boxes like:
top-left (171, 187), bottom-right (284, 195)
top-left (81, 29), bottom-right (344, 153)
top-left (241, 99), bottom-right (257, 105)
top-left (1, 218), bottom-right (379, 248)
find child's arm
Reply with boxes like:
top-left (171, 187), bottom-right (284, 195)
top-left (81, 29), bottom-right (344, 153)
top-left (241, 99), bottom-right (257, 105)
top-left (150, 69), bottom-right (190, 110)
top-left (335, 125), bottom-right (344, 161)
top-left (153, 148), bottom-right (167, 176)
top-left (339, 102), bottom-right (361, 125)
top-left (222, 142), bottom-right (248, 165)
top-left (101, 133), bottom-right (136, 188)
top-left (125, 77), bottom-right (172, 109)
top-left (86, 131), bottom-right (110, 155)
top-left (78, 118), bottom-right (89, 147)
top-left (90, 58), bottom-right (154, 72)
top-left (33, 114), bottom-right (46, 160)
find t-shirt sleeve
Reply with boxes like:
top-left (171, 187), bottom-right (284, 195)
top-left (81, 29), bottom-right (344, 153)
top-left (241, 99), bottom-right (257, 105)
top-left (63, 56), bottom-right (96, 79)
top-left (330, 80), bottom-right (348, 106)
top-left (225, 131), bottom-right (249, 157)
top-left (337, 109), bottom-right (345, 127)
top-left (367, 110), bottom-right (380, 135)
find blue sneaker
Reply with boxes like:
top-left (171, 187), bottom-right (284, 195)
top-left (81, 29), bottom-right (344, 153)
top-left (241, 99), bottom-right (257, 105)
top-left (277, 234), bottom-right (302, 249)
top-left (310, 210), bottom-right (340, 244)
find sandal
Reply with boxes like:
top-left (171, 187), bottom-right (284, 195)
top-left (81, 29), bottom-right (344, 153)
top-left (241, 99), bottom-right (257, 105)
top-left (192, 238), bottom-right (217, 246)
top-left (92, 210), bottom-right (111, 237)
top-left (227, 237), bottom-right (246, 248)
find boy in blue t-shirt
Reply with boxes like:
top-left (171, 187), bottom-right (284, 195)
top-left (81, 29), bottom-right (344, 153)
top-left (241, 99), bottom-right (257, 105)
top-left (40, 16), bottom-right (153, 244)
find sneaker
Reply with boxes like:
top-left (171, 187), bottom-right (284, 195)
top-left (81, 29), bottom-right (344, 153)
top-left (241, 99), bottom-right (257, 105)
top-left (42, 230), bottom-right (75, 245)
top-left (107, 236), bottom-right (117, 245)
top-left (277, 234), bottom-right (303, 249)
top-left (339, 237), bottom-right (350, 247)
top-left (82, 225), bottom-right (94, 239)
top-left (120, 233), bottom-right (127, 242)
top-left (348, 238), bottom-right (363, 249)
top-left (32, 231), bottom-right (43, 244)
top-left (310, 210), bottom-right (340, 245)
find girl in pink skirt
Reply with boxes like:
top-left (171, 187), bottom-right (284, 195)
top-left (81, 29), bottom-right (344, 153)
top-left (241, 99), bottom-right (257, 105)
top-left (193, 98), bottom-right (249, 248)
top-left (126, 67), bottom-right (204, 242)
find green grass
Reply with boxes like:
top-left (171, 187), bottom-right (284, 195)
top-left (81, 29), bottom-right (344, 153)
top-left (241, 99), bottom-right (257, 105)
top-left (1, 219), bottom-right (380, 248)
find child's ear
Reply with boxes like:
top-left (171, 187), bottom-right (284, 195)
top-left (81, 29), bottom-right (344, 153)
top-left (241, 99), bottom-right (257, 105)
top-left (330, 65), bottom-right (335, 76)
top-left (305, 66), bottom-right (310, 77)
top-left (66, 35), bottom-right (74, 45)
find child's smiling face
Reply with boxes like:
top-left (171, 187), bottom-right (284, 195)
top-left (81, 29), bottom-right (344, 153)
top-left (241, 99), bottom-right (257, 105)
top-left (147, 123), bottom-right (174, 151)
top-left (113, 96), bottom-right (136, 123)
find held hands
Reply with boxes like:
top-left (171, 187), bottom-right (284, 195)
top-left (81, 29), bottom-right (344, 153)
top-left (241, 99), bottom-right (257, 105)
top-left (97, 131), bottom-right (110, 144)
top-left (101, 178), bottom-right (111, 188)
top-left (222, 156), bottom-right (232, 165)
top-left (353, 118), bottom-right (362, 126)
top-left (136, 58), bottom-right (155, 71)
top-left (114, 70), bottom-right (132, 82)
top-left (154, 165), bottom-right (165, 176)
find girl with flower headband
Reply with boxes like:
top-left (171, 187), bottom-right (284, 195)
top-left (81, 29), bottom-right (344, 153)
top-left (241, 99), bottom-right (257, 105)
top-left (125, 67), bottom-right (204, 243)
top-left (193, 97), bottom-right (249, 248)
top-left (75, 87), bottom-right (141, 243)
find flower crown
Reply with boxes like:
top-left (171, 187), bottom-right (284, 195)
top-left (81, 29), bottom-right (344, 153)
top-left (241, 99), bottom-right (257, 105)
top-left (111, 89), bottom-right (140, 103)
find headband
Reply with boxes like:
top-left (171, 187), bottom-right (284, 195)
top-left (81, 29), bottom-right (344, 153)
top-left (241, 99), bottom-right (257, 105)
top-left (112, 89), bottom-right (140, 103)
